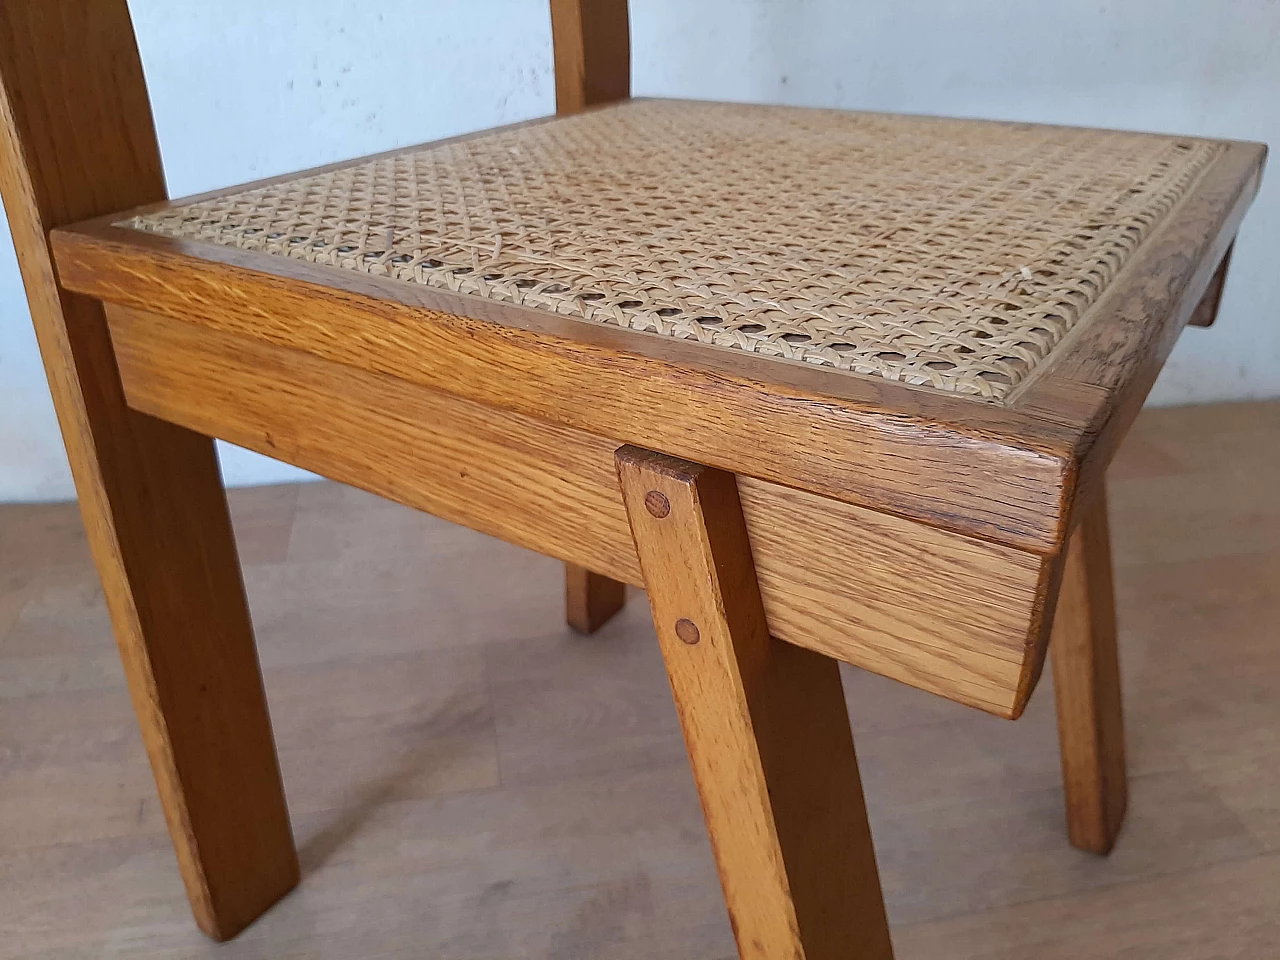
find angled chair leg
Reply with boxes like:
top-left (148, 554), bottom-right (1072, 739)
top-left (564, 563), bottom-right (627, 634)
top-left (0, 2), bottom-right (298, 937)
top-left (1187, 242), bottom-right (1234, 328)
top-left (52, 302), bottom-right (300, 940)
top-left (617, 446), bottom-right (894, 960)
top-left (1051, 491), bottom-right (1127, 854)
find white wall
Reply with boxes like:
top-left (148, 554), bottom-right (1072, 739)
top-left (1, 0), bottom-right (1276, 501)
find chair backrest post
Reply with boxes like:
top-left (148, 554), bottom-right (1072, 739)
top-left (550, 0), bottom-right (631, 115)
top-left (0, 0), bottom-right (164, 263)
top-left (0, 0), bottom-right (166, 498)
top-left (0, 0), bottom-right (632, 421)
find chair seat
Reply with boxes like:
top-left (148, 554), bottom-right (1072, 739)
top-left (50, 98), bottom-right (1262, 562)
top-left (124, 99), bottom-right (1221, 401)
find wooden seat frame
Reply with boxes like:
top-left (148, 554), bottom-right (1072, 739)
top-left (0, 1), bottom-right (1263, 955)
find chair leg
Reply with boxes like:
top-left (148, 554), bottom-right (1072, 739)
top-left (44, 296), bottom-right (298, 939)
top-left (617, 446), bottom-right (893, 960)
top-left (1051, 491), bottom-right (1127, 854)
top-left (564, 562), bottom-right (626, 634)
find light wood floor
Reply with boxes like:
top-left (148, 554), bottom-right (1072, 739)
top-left (2, 401), bottom-right (1278, 959)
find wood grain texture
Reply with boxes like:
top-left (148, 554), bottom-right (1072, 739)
top-left (0, 0), bottom-right (296, 939)
top-left (1024, 143), bottom-right (1263, 401)
top-left (50, 220), bottom-right (1075, 555)
top-left (49, 119), bottom-right (1266, 557)
top-left (1050, 494), bottom-right (1126, 854)
top-left (550, 0), bottom-right (630, 114)
top-left (5, 0), bottom-right (1263, 947)
top-left (1015, 140), bottom-right (1266, 520)
top-left (564, 564), bottom-right (627, 634)
top-left (107, 305), bottom-right (1050, 717)
top-left (617, 447), bottom-right (894, 960)
top-left (1187, 243), bottom-right (1233, 328)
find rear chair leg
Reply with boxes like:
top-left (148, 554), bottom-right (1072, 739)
top-left (617, 446), bottom-right (894, 960)
top-left (43, 296), bottom-right (299, 939)
top-left (564, 563), bottom-right (626, 633)
top-left (1187, 242), bottom-right (1233, 328)
top-left (0, 0), bottom-right (297, 936)
top-left (1051, 491), bottom-right (1128, 854)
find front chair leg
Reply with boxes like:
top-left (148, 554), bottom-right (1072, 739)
top-left (564, 562), bottom-right (626, 633)
top-left (617, 446), bottom-right (893, 960)
top-left (1051, 491), bottom-right (1127, 854)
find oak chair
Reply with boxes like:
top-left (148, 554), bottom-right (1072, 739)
top-left (0, 0), bottom-right (1264, 955)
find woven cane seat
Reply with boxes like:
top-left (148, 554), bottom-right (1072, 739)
top-left (125, 99), bottom-right (1222, 401)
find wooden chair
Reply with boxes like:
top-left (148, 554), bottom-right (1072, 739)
top-left (0, 1), bottom-right (1263, 955)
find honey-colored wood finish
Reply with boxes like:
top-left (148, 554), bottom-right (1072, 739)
top-left (550, 0), bottom-right (630, 114)
top-left (0, 0), bottom-right (297, 940)
top-left (1050, 495), bottom-right (1127, 854)
top-left (1014, 142), bottom-right (1264, 519)
top-left (104, 305), bottom-right (1048, 717)
top-left (564, 564), bottom-right (627, 634)
top-left (50, 221), bottom-right (1071, 554)
top-left (552, 0), bottom-right (631, 631)
top-left (6, 0), bottom-right (1266, 949)
top-left (50, 134), bottom-right (1266, 557)
top-left (617, 447), bottom-right (893, 960)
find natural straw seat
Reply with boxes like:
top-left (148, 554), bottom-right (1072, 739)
top-left (127, 99), bottom-right (1222, 400)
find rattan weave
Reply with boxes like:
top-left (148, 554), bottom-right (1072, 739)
top-left (126, 100), bottom-right (1222, 400)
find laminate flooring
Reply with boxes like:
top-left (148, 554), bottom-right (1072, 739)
top-left (1, 401), bottom-right (1277, 958)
